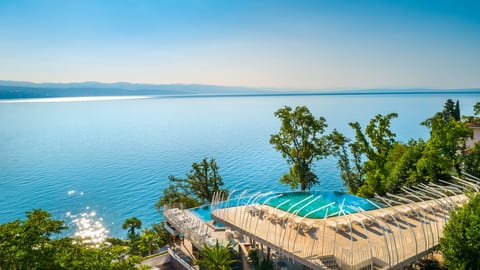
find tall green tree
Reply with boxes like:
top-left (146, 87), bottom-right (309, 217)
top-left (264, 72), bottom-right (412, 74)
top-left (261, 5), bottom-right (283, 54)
top-left (419, 101), bottom-right (471, 178)
top-left (198, 241), bottom-right (237, 270)
top-left (270, 106), bottom-right (331, 190)
top-left (440, 193), bottom-right (480, 269)
top-left (454, 99), bottom-right (461, 121)
top-left (155, 157), bottom-right (226, 209)
top-left (122, 217), bottom-right (142, 240)
top-left (329, 129), bottom-right (364, 194)
top-left (349, 113), bottom-right (398, 197)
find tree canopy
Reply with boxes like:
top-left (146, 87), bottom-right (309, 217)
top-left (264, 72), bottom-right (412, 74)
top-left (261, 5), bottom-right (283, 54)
top-left (465, 142), bottom-right (480, 178)
top-left (440, 193), bottom-right (480, 269)
top-left (155, 157), bottom-right (226, 209)
top-left (270, 105), bottom-right (332, 190)
top-left (331, 99), bottom-right (474, 197)
top-left (419, 99), bottom-right (471, 178)
top-left (122, 217), bottom-right (142, 240)
top-left (331, 113), bottom-right (403, 196)
top-left (0, 209), bottom-right (141, 270)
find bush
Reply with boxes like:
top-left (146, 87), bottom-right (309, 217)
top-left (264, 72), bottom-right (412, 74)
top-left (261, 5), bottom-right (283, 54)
top-left (440, 193), bottom-right (480, 269)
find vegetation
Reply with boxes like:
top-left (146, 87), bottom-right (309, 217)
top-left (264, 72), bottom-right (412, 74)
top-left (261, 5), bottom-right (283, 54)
top-left (463, 101), bottom-right (480, 124)
top-left (465, 142), bottom-right (480, 177)
top-left (122, 217), bottom-right (142, 240)
top-left (419, 100), bottom-right (471, 179)
top-left (155, 157), bottom-right (226, 209)
top-left (270, 105), bottom-right (332, 190)
top-left (135, 222), bottom-right (172, 256)
top-left (248, 248), bottom-right (274, 270)
top-left (121, 217), bottom-right (172, 257)
top-left (331, 99), bottom-right (475, 197)
top-left (0, 209), bottom-right (141, 269)
top-left (440, 193), bottom-right (480, 270)
top-left (198, 241), bottom-right (237, 270)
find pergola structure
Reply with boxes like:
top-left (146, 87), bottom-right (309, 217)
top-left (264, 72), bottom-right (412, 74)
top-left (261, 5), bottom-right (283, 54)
top-left (208, 173), bottom-right (479, 270)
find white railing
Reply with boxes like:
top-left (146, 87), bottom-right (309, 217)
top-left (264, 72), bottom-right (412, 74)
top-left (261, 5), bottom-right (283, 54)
top-left (168, 248), bottom-right (195, 270)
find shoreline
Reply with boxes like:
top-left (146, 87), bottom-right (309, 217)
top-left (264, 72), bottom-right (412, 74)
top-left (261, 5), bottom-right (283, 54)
top-left (0, 89), bottom-right (479, 103)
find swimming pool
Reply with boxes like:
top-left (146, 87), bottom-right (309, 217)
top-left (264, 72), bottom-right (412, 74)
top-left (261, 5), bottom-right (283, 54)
top-left (263, 191), bottom-right (379, 219)
top-left (189, 205), bottom-right (225, 227)
top-left (190, 191), bottom-right (380, 222)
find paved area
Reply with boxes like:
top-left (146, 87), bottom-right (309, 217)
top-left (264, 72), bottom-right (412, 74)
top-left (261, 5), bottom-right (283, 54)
top-left (212, 194), bottom-right (467, 269)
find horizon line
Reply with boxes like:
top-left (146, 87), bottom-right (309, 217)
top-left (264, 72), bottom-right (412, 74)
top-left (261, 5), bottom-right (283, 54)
top-left (1, 79), bottom-right (480, 92)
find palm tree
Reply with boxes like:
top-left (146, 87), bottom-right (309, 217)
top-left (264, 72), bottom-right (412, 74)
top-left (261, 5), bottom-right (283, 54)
top-left (122, 217), bottom-right (142, 240)
top-left (138, 228), bottom-right (159, 256)
top-left (198, 241), bottom-right (237, 270)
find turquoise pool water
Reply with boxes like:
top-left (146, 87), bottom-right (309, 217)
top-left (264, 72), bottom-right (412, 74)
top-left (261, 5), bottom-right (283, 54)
top-left (190, 191), bottom-right (379, 224)
top-left (189, 205), bottom-right (225, 227)
top-left (264, 191), bottom-right (379, 219)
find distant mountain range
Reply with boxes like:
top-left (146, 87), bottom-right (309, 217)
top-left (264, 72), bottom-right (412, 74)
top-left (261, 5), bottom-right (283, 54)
top-left (0, 80), bottom-right (479, 99)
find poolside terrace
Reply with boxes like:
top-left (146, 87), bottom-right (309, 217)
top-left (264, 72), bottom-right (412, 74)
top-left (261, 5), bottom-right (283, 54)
top-left (209, 174), bottom-right (478, 270)
top-left (163, 204), bottom-right (230, 251)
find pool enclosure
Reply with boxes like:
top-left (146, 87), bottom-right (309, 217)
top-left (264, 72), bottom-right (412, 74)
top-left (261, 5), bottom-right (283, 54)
top-left (164, 173), bottom-right (479, 270)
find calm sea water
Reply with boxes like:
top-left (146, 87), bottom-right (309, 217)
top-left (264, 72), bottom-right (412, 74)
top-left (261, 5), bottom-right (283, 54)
top-left (0, 93), bottom-right (478, 238)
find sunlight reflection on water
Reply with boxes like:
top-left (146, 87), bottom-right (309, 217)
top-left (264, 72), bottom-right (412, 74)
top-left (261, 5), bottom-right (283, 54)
top-left (68, 210), bottom-right (109, 246)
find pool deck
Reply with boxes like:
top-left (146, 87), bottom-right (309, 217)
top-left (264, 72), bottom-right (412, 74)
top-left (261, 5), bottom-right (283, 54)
top-left (211, 194), bottom-right (467, 270)
top-left (163, 206), bottom-right (231, 250)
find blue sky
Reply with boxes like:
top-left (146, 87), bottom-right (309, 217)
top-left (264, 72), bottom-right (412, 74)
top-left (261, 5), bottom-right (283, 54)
top-left (0, 0), bottom-right (479, 89)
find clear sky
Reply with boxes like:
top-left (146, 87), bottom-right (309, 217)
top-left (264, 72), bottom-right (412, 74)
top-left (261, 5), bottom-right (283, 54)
top-left (0, 0), bottom-right (479, 89)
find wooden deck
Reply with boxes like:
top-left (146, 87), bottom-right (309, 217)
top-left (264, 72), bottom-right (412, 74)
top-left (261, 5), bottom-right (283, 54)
top-left (211, 194), bottom-right (467, 270)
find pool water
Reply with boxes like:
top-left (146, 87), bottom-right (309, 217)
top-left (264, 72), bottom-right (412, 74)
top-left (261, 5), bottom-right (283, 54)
top-left (264, 191), bottom-right (379, 219)
top-left (189, 205), bottom-right (225, 227)
top-left (189, 191), bottom-right (379, 223)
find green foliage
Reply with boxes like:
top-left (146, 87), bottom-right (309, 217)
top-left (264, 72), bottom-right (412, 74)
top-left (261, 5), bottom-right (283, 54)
top-left (155, 184), bottom-right (201, 209)
top-left (329, 129), bottom-right (363, 194)
top-left (383, 139), bottom-right (426, 193)
top-left (463, 102), bottom-right (480, 177)
top-left (474, 102), bottom-right (480, 116)
top-left (155, 157), bottom-right (226, 209)
top-left (198, 241), bottom-right (237, 270)
top-left (332, 100), bottom-right (474, 197)
top-left (440, 193), bottom-right (480, 270)
top-left (270, 106), bottom-right (331, 190)
top-left (247, 248), bottom-right (260, 268)
top-left (463, 101), bottom-right (480, 124)
top-left (134, 223), bottom-right (171, 256)
top-left (331, 113), bottom-right (400, 197)
top-left (0, 209), bottom-right (138, 270)
top-left (464, 142), bottom-right (480, 178)
top-left (247, 248), bottom-right (274, 270)
top-left (54, 240), bottom-right (141, 269)
top-left (136, 228), bottom-right (158, 256)
top-left (0, 209), bottom-right (66, 269)
top-left (257, 258), bottom-right (274, 270)
top-left (122, 217), bottom-right (142, 241)
top-left (121, 218), bottom-right (172, 257)
top-left (419, 104), bottom-right (471, 178)
top-left (351, 113), bottom-right (399, 197)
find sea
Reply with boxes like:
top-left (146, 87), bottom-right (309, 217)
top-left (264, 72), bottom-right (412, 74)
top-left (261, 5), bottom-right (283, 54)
top-left (0, 93), bottom-right (478, 239)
